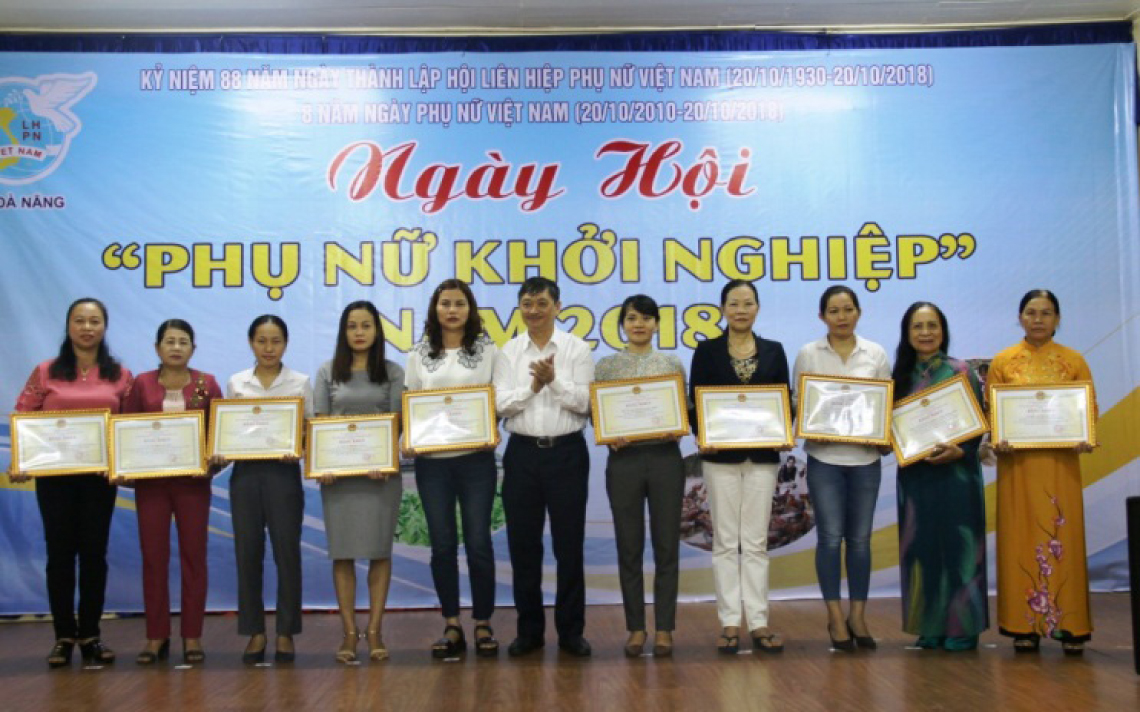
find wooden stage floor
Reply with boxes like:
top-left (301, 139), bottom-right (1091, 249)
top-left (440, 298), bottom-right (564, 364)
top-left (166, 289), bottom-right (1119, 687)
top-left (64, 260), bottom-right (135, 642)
top-left (1, 594), bottom-right (1136, 711)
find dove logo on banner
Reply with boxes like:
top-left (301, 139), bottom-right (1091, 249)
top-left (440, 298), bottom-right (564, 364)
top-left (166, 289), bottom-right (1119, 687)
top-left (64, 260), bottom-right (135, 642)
top-left (0, 72), bottom-right (97, 185)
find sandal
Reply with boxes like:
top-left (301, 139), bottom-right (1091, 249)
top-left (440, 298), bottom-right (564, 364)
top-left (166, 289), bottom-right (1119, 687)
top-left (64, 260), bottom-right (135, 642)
top-left (336, 630), bottom-right (359, 664)
top-left (717, 634), bottom-right (739, 655)
top-left (47, 639), bottom-right (75, 668)
top-left (432, 624), bottom-right (467, 659)
top-left (1062, 641), bottom-right (1085, 657)
top-left (366, 629), bottom-right (389, 662)
top-left (1013, 633), bottom-right (1040, 653)
top-left (78, 638), bottom-right (116, 664)
top-left (474, 624), bottom-right (499, 657)
top-left (182, 639), bottom-right (206, 665)
top-left (752, 629), bottom-right (785, 654)
top-left (135, 639), bottom-right (170, 665)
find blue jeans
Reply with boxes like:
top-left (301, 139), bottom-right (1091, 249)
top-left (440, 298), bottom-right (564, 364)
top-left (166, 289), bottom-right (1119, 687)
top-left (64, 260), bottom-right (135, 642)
top-left (806, 456), bottom-right (882, 601)
top-left (414, 451), bottom-right (498, 620)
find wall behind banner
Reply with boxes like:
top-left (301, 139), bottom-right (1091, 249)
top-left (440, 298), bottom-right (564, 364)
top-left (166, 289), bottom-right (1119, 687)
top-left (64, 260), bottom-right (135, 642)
top-left (1, 40), bottom-right (1138, 615)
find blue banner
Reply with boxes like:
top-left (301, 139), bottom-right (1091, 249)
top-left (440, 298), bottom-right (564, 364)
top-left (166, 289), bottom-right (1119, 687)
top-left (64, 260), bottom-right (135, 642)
top-left (1, 40), bottom-right (1137, 614)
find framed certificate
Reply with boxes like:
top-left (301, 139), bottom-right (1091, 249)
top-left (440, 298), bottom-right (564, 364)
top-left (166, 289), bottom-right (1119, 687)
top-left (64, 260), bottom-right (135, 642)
top-left (305, 414), bottom-right (399, 479)
top-left (9, 409), bottom-right (110, 476)
top-left (796, 374), bottom-right (893, 446)
top-left (890, 374), bottom-right (988, 467)
top-left (208, 397), bottom-right (304, 460)
top-left (990, 382), bottom-right (1096, 449)
top-left (109, 412), bottom-right (206, 480)
top-left (694, 385), bottom-right (792, 449)
top-left (402, 385), bottom-right (497, 454)
top-left (590, 374), bottom-right (689, 445)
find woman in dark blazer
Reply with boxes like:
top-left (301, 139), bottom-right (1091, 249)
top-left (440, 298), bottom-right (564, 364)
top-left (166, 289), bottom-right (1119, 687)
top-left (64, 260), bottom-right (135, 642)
top-left (689, 280), bottom-right (790, 656)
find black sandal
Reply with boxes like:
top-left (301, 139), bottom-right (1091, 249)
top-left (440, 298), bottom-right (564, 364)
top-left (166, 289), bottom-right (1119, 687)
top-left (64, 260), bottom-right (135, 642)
top-left (432, 624), bottom-right (467, 659)
top-left (752, 631), bottom-right (785, 654)
top-left (474, 624), bottom-right (499, 657)
top-left (79, 638), bottom-right (116, 664)
top-left (47, 639), bottom-right (74, 668)
top-left (717, 634), bottom-right (739, 655)
top-left (1013, 633), bottom-right (1040, 653)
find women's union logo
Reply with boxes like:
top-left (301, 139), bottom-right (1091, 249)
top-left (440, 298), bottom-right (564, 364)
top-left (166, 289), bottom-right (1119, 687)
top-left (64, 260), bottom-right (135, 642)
top-left (0, 72), bottom-right (97, 186)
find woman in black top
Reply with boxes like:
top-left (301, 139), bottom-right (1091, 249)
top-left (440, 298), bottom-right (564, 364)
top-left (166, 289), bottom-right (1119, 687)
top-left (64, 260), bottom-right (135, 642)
top-left (689, 280), bottom-right (790, 656)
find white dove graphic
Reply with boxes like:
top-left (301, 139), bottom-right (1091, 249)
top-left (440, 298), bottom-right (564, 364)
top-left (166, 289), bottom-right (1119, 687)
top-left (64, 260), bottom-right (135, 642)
top-left (22, 74), bottom-right (97, 133)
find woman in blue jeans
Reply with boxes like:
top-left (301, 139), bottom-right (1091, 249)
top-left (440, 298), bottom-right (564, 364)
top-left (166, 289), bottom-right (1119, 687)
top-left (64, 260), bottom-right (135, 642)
top-left (792, 286), bottom-right (891, 651)
top-left (405, 279), bottom-right (501, 658)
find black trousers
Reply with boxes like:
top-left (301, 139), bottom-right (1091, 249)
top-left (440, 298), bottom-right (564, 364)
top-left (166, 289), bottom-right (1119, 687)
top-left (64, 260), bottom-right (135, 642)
top-left (502, 432), bottom-right (589, 641)
top-left (35, 475), bottom-right (118, 640)
top-left (605, 441), bottom-right (685, 632)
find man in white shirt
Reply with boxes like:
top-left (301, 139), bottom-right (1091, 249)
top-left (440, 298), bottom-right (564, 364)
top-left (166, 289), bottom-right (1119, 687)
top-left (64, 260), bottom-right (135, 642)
top-left (492, 277), bottom-right (595, 657)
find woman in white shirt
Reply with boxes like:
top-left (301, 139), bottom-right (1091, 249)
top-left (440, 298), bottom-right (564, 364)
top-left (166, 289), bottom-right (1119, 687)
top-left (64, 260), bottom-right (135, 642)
top-left (792, 286), bottom-right (890, 652)
top-left (224, 315), bottom-right (313, 664)
top-left (405, 279), bottom-right (500, 658)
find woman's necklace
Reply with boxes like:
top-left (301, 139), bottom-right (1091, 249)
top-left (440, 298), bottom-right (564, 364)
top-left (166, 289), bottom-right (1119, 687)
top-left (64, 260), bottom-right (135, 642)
top-left (728, 337), bottom-right (756, 360)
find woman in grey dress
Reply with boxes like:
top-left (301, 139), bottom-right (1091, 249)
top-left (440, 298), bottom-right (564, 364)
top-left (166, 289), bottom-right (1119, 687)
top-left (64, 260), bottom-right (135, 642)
top-left (314, 300), bottom-right (405, 663)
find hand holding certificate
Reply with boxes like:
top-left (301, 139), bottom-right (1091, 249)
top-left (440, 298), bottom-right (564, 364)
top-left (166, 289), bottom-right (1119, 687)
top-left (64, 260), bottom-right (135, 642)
top-left (305, 414), bottom-right (399, 479)
top-left (796, 374), bottom-right (893, 446)
top-left (590, 374), bottom-right (689, 446)
top-left (890, 374), bottom-right (987, 466)
top-left (10, 409), bottom-right (110, 477)
top-left (208, 398), bottom-right (304, 460)
top-left (402, 385), bottom-right (497, 454)
top-left (990, 382), bottom-right (1096, 450)
top-left (694, 385), bottom-right (792, 449)
top-left (110, 412), bottom-right (206, 480)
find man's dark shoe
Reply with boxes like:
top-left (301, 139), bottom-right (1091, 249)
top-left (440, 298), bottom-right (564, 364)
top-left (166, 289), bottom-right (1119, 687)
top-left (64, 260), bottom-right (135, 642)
top-left (507, 636), bottom-right (544, 657)
top-left (558, 636), bottom-right (592, 657)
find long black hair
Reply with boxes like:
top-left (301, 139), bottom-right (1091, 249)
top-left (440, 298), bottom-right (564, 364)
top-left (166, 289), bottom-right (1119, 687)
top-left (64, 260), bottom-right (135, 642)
top-left (331, 301), bottom-right (388, 384)
top-left (49, 297), bottom-right (122, 382)
top-left (891, 301), bottom-right (950, 399)
top-left (423, 279), bottom-right (484, 359)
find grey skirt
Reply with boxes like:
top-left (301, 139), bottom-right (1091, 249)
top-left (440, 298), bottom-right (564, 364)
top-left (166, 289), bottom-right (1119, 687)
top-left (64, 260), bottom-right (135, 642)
top-left (320, 475), bottom-right (403, 560)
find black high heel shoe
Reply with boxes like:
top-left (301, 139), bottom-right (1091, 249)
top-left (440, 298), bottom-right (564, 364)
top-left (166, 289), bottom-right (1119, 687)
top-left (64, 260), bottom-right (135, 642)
top-left (136, 639), bottom-right (170, 665)
top-left (242, 634), bottom-right (267, 665)
top-left (274, 635), bottom-right (296, 663)
top-left (432, 625), bottom-right (467, 659)
top-left (47, 639), bottom-right (75, 668)
top-left (828, 623), bottom-right (855, 652)
top-left (183, 640), bottom-right (206, 665)
top-left (79, 638), bottom-right (116, 664)
top-left (846, 621), bottom-right (877, 650)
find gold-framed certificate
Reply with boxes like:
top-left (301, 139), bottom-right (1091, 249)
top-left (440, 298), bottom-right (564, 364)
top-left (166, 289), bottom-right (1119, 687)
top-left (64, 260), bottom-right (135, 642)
top-left (796, 374), bottom-right (893, 446)
top-left (590, 374), bottom-right (689, 445)
top-left (890, 374), bottom-right (988, 467)
top-left (9, 409), bottom-right (110, 476)
top-left (402, 385), bottom-right (497, 454)
top-left (694, 385), bottom-right (792, 449)
top-left (208, 397), bottom-right (304, 460)
top-left (305, 414), bottom-right (399, 479)
top-left (109, 412), bottom-right (206, 480)
top-left (990, 382), bottom-right (1096, 449)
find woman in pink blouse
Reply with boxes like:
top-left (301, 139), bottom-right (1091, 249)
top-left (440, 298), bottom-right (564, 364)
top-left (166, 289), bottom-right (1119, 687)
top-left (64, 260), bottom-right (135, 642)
top-left (121, 319), bottom-right (223, 665)
top-left (11, 298), bottom-right (133, 668)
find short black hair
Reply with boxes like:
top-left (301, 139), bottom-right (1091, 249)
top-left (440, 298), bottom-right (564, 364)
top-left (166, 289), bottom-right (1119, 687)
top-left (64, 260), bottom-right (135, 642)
top-left (618, 294), bottom-right (660, 323)
top-left (819, 285), bottom-right (861, 315)
top-left (518, 276), bottom-right (559, 303)
top-left (720, 280), bottom-right (758, 306)
top-left (156, 319), bottom-right (196, 346)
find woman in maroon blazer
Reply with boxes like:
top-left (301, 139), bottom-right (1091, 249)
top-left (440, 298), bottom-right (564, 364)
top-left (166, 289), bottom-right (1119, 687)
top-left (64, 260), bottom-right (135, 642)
top-left (121, 319), bottom-right (222, 665)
